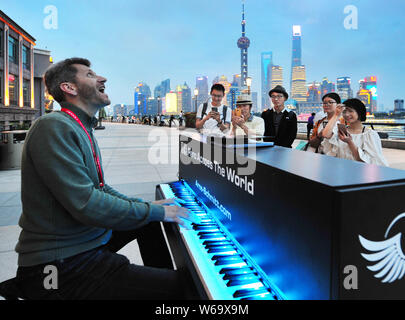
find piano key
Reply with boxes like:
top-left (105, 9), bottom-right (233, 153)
top-left (198, 231), bottom-right (223, 236)
top-left (223, 272), bottom-right (257, 281)
top-left (220, 267), bottom-right (254, 277)
top-left (214, 256), bottom-right (244, 266)
top-left (227, 279), bottom-right (263, 287)
top-left (233, 288), bottom-right (270, 299)
top-left (203, 240), bottom-right (232, 246)
top-left (199, 234), bottom-right (226, 240)
top-left (208, 247), bottom-right (237, 254)
top-left (241, 293), bottom-right (275, 300)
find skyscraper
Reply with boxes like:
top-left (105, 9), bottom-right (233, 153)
top-left (290, 25), bottom-right (302, 91)
top-left (181, 82), bottom-right (192, 113)
top-left (271, 65), bottom-right (283, 90)
top-left (394, 99), bottom-right (404, 113)
top-left (307, 81), bottom-right (321, 103)
top-left (320, 77), bottom-right (336, 96)
top-left (261, 52), bottom-right (272, 111)
top-left (134, 82), bottom-right (151, 115)
top-left (291, 66), bottom-right (307, 102)
top-left (237, 2), bottom-right (250, 88)
top-left (360, 76), bottom-right (378, 112)
top-left (154, 79), bottom-right (170, 99)
top-left (337, 77), bottom-right (353, 101)
top-left (196, 76), bottom-right (209, 107)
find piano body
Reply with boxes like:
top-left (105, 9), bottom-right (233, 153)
top-left (156, 134), bottom-right (405, 300)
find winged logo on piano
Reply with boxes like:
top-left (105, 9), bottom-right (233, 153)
top-left (359, 212), bottom-right (405, 283)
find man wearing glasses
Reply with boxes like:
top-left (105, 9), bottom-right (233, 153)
top-left (261, 85), bottom-right (297, 148)
top-left (196, 83), bottom-right (231, 135)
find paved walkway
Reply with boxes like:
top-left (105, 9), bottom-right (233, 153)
top-left (1, 122), bottom-right (405, 294)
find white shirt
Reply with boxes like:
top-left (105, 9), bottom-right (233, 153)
top-left (232, 115), bottom-right (265, 138)
top-left (196, 102), bottom-right (232, 136)
top-left (321, 126), bottom-right (389, 166)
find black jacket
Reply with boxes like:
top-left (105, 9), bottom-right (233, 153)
top-left (261, 109), bottom-right (297, 148)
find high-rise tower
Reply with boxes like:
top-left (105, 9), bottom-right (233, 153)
top-left (261, 52), bottom-right (272, 110)
top-left (290, 25), bottom-right (303, 95)
top-left (237, 1), bottom-right (250, 88)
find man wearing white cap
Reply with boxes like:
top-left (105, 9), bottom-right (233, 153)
top-left (231, 94), bottom-right (265, 139)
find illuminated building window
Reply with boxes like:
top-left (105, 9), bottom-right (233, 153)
top-left (22, 45), bottom-right (30, 70)
top-left (8, 36), bottom-right (18, 64)
top-left (9, 74), bottom-right (18, 105)
top-left (23, 79), bottom-right (30, 106)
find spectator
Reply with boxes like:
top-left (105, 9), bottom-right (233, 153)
top-left (321, 98), bottom-right (388, 166)
top-left (261, 85), bottom-right (297, 148)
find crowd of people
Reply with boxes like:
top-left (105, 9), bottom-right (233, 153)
top-left (195, 83), bottom-right (388, 167)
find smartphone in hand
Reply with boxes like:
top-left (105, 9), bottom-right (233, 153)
top-left (233, 108), bottom-right (242, 117)
top-left (338, 123), bottom-right (348, 135)
top-left (211, 107), bottom-right (218, 113)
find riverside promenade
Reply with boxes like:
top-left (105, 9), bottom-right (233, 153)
top-left (1, 122), bottom-right (405, 295)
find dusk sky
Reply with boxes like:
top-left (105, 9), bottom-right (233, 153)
top-left (3, 0), bottom-right (405, 110)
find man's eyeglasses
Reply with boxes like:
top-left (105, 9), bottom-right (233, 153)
top-left (271, 95), bottom-right (284, 100)
top-left (211, 94), bottom-right (224, 99)
top-left (322, 101), bottom-right (336, 106)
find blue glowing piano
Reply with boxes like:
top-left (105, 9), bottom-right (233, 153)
top-left (156, 134), bottom-right (405, 300)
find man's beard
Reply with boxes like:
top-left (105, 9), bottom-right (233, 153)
top-left (78, 83), bottom-right (110, 107)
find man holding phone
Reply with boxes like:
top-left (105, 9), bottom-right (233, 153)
top-left (195, 83), bottom-right (231, 135)
top-left (231, 94), bottom-right (265, 139)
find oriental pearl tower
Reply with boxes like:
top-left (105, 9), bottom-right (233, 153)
top-left (237, 1), bottom-right (250, 88)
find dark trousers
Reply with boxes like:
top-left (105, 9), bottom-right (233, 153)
top-left (14, 222), bottom-right (194, 300)
top-left (307, 123), bottom-right (313, 140)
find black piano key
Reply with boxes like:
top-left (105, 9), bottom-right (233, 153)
top-left (199, 233), bottom-right (225, 240)
top-left (219, 266), bottom-right (253, 275)
top-left (241, 294), bottom-right (275, 300)
top-left (198, 231), bottom-right (223, 236)
top-left (223, 271), bottom-right (256, 280)
top-left (207, 246), bottom-right (236, 253)
top-left (203, 240), bottom-right (231, 246)
top-left (233, 288), bottom-right (270, 299)
top-left (213, 256), bottom-right (244, 266)
top-left (226, 277), bottom-right (260, 287)
top-left (193, 224), bottom-right (216, 228)
top-left (194, 227), bottom-right (219, 232)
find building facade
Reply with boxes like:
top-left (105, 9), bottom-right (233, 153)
top-left (394, 99), bottom-right (404, 113)
top-left (336, 77), bottom-right (353, 101)
top-left (291, 65), bottom-right (307, 102)
top-left (271, 65), bottom-right (283, 91)
top-left (0, 11), bottom-right (51, 131)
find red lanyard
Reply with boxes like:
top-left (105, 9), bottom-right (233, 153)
top-left (61, 108), bottom-right (104, 188)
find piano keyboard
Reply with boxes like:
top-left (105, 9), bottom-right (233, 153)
top-left (159, 180), bottom-right (285, 300)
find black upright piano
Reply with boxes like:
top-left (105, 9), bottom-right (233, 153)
top-left (156, 133), bottom-right (405, 300)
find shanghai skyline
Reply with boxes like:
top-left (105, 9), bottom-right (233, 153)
top-left (3, 0), bottom-right (405, 111)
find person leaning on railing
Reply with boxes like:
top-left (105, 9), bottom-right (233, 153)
top-left (321, 98), bottom-right (388, 166)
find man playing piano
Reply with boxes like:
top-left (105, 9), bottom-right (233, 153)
top-left (3, 58), bottom-right (194, 300)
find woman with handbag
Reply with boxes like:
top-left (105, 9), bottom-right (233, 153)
top-left (320, 98), bottom-right (388, 166)
top-left (306, 93), bottom-right (344, 153)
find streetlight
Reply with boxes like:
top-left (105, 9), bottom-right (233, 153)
top-left (246, 77), bottom-right (252, 95)
top-left (157, 96), bottom-right (161, 114)
top-left (194, 88), bottom-right (199, 112)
